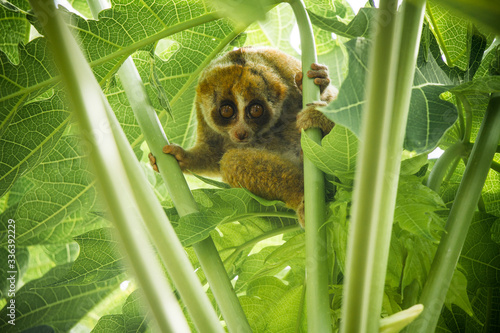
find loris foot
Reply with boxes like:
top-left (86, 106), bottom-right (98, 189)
top-left (297, 198), bottom-right (305, 228)
top-left (148, 153), bottom-right (159, 173)
top-left (297, 102), bottom-right (334, 135)
top-left (295, 63), bottom-right (331, 93)
top-left (163, 144), bottom-right (188, 170)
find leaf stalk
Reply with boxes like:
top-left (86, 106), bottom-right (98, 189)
top-left (288, 0), bottom-right (331, 331)
top-left (29, 1), bottom-right (190, 331)
top-left (341, 0), bottom-right (427, 331)
top-left (407, 92), bottom-right (500, 332)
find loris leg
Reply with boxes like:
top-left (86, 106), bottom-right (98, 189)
top-left (220, 148), bottom-right (305, 225)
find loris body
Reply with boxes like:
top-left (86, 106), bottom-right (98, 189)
top-left (155, 47), bottom-right (336, 225)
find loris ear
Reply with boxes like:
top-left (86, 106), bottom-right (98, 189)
top-left (227, 47), bottom-right (247, 65)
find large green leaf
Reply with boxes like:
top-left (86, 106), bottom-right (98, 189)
top-left (56, 228), bottom-right (124, 285)
top-left (440, 212), bottom-right (500, 331)
top-left (321, 36), bottom-right (458, 153)
top-left (0, 0), bottom-right (30, 64)
top-left (0, 89), bottom-right (70, 198)
top-left (301, 124), bottom-right (358, 179)
top-left (394, 176), bottom-right (446, 241)
top-left (426, 1), bottom-right (471, 71)
top-left (174, 188), bottom-right (296, 247)
top-left (91, 290), bottom-right (150, 333)
top-left (0, 136), bottom-right (98, 246)
top-left (307, 7), bottom-right (375, 39)
top-left (0, 0), bottom-right (237, 195)
top-left (431, 0), bottom-right (500, 35)
top-left (0, 263), bottom-right (121, 332)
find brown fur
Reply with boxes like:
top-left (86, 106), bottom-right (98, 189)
top-left (161, 47), bottom-right (337, 226)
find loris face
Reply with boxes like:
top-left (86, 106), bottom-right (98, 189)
top-left (196, 57), bottom-right (289, 144)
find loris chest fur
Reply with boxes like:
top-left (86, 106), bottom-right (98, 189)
top-left (160, 46), bottom-right (336, 225)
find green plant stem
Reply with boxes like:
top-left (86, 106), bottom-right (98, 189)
top-left (368, 1), bottom-right (427, 327)
top-left (28, 1), bottom-right (190, 331)
top-left (340, 0), bottom-right (413, 331)
top-left (457, 93), bottom-right (473, 144)
top-left (113, 61), bottom-right (224, 333)
top-left (427, 141), bottom-right (465, 192)
top-left (101, 23), bottom-right (251, 333)
top-left (116, 52), bottom-right (251, 333)
top-left (83, 1), bottom-right (225, 329)
top-left (288, 0), bottom-right (331, 331)
top-left (407, 93), bottom-right (500, 332)
top-left (492, 160), bottom-right (500, 173)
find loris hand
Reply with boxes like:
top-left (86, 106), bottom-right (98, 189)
top-left (295, 63), bottom-right (331, 93)
top-left (163, 144), bottom-right (189, 170)
top-left (148, 153), bottom-right (159, 173)
top-left (297, 102), bottom-right (334, 135)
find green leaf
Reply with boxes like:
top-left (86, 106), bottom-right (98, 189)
top-left (240, 276), bottom-right (305, 332)
top-left (445, 270), bottom-right (473, 316)
top-left (0, 0), bottom-right (30, 64)
top-left (122, 290), bottom-right (150, 333)
top-left (394, 176), bottom-right (446, 240)
top-left (400, 233), bottom-right (436, 295)
top-left (426, 1), bottom-right (471, 71)
top-left (0, 263), bottom-right (121, 332)
top-left (301, 124), bottom-right (358, 179)
top-left (460, 212), bottom-right (500, 291)
top-left (1, 136), bottom-right (98, 246)
top-left (91, 315), bottom-right (126, 333)
top-left (326, 189), bottom-right (351, 273)
top-left (245, 3), bottom-right (299, 58)
top-left (450, 76), bottom-right (500, 95)
top-left (175, 188), bottom-right (296, 247)
top-left (57, 228), bottom-right (124, 285)
top-left (0, 92), bottom-right (70, 197)
top-left (0, 245), bottom-right (29, 297)
top-left (265, 285), bottom-right (305, 333)
top-left (232, 246), bottom-right (277, 290)
top-left (240, 276), bottom-right (289, 332)
top-left (431, 0), bottom-right (500, 35)
top-left (481, 167), bottom-right (500, 218)
top-left (321, 36), bottom-right (458, 153)
top-left (307, 7), bottom-right (375, 39)
top-left (91, 289), bottom-right (150, 333)
top-left (441, 212), bottom-right (500, 331)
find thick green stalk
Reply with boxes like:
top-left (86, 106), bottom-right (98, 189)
top-left (340, 0), bottom-right (402, 331)
top-left (91, 10), bottom-right (251, 333)
top-left (407, 93), bottom-right (500, 332)
top-left (28, 1), bottom-right (190, 331)
top-left (115, 40), bottom-right (251, 333)
top-left (83, 2), bottom-right (225, 330)
top-left (427, 141), bottom-right (465, 192)
top-left (368, 1), bottom-right (427, 328)
top-left (113, 60), bottom-right (225, 333)
top-left (288, 0), bottom-right (331, 331)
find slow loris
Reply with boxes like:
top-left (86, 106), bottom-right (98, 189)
top-left (150, 46), bottom-right (337, 225)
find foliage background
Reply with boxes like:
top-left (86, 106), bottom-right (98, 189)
top-left (0, 0), bottom-right (499, 332)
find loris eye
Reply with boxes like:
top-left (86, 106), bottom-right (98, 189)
top-left (249, 103), bottom-right (264, 118)
top-left (219, 104), bottom-right (235, 118)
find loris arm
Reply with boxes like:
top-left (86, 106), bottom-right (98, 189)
top-left (295, 63), bottom-right (337, 135)
top-left (163, 141), bottom-right (222, 176)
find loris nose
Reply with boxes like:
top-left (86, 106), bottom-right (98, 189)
top-left (235, 131), bottom-right (248, 141)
